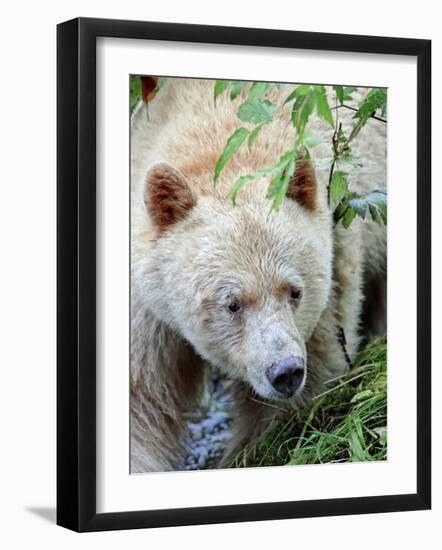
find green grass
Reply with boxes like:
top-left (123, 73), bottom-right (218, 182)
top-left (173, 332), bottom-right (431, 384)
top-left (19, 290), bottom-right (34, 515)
top-left (228, 336), bottom-right (387, 468)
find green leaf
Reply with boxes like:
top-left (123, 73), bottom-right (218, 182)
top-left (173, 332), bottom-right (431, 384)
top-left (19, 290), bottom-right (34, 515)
top-left (214, 80), bottom-right (229, 103)
top-left (267, 159), bottom-right (296, 211)
top-left (365, 188), bottom-right (387, 224)
top-left (299, 94), bottom-right (316, 133)
top-left (229, 175), bottom-right (256, 205)
top-left (248, 81), bottom-right (270, 99)
top-left (290, 95), bottom-right (304, 126)
top-left (333, 85), bottom-right (344, 104)
top-left (273, 149), bottom-right (298, 170)
top-left (347, 196), bottom-right (368, 219)
top-left (314, 85), bottom-right (334, 126)
top-left (333, 202), bottom-right (348, 224)
top-left (229, 150), bottom-right (297, 206)
top-left (229, 148), bottom-right (297, 201)
top-left (342, 206), bottom-right (357, 228)
top-left (157, 77), bottom-right (167, 90)
top-left (284, 89), bottom-right (297, 105)
top-left (130, 76), bottom-right (141, 111)
top-left (342, 86), bottom-right (357, 101)
top-left (229, 164), bottom-right (286, 205)
top-left (266, 156), bottom-right (297, 197)
top-left (295, 84), bottom-right (312, 96)
top-left (350, 390), bottom-right (374, 404)
top-left (294, 93), bottom-right (316, 134)
top-left (315, 157), bottom-right (335, 172)
top-left (230, 81), bottom-right (248, 100)
top-left (237, 98), bottom-right (276, 124)
top-left (297, 130), bottom-right (320, 148)
top-left (284, 84), bottom-right (311, 104)
top-left (341, 189), bottom-right (387, 226)
top-left (336, 155), bottom-right (362, 170)
top-left (330, 171), bottom-right (348, 204)
top-left (266, 173), bottom-right (283, 199)
top-left (214, 127), bottom-right (249, 182)
top-left (348, 415), bottom-right (370, 462)
top-left (350, 88), bottom-right (387, 140)
top-left (248, 123), bottom-right (264, 150)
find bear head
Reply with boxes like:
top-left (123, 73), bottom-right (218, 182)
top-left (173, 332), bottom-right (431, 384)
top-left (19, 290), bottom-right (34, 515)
top-left (140, 159), bottom-right (333, 402)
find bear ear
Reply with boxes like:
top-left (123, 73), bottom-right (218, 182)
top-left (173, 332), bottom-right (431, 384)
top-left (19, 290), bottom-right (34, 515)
top-left (144, 162), bottom-right (196, 233)
top-left (286, 156), bottom-right (317, 211)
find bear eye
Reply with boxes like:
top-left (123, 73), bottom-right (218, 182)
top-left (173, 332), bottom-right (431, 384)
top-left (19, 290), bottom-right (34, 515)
top-left (228, 301), bottom-right (241, 313)
top-left (290, 287), bottom-right (302, 302)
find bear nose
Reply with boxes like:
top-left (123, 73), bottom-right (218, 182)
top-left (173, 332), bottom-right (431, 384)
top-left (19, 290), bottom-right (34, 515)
top-left (265, 356), bottom-right (305, 397)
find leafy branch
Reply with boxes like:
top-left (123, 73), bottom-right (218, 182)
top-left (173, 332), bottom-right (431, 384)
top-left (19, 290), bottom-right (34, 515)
top-left (331, 103), bottom-right (387, 124)
top-left (326, 86), bottom-right (387, 228)
top-left (212, 80), bottom-right (387, 227)
top-left (213, 82), bottom-right (334, 211)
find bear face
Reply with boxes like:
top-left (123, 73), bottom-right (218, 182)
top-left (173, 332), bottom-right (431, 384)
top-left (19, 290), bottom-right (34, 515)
top-left (139, 161), bottom-right (333, 403)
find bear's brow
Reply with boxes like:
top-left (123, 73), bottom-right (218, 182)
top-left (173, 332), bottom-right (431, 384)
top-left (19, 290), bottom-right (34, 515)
top-left (215, 284), bottom-right (241, 299)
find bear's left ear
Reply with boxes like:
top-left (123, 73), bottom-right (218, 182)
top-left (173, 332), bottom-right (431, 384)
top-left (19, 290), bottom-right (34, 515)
top-left (144, 161), bottom-right (197, 233)
top-left (286, 157), bottom-right (317, 211)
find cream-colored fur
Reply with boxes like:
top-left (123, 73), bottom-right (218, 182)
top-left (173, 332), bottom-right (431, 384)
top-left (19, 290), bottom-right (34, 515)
top-left (130, 79), bottom-right (387, 472)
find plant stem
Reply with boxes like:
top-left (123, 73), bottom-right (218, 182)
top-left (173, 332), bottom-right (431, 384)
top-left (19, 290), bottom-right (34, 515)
top-left (331, 103), bottom-right (387, 123)
top-left (327, 158), bottom-right (335, 206)
top-left (327, 120), bottom-right (341, 206)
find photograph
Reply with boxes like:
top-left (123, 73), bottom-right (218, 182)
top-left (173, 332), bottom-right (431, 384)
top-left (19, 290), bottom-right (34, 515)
top-left (130, 76), bottom-right (388, 473)
top-left (0, 0), bottom-right (434, 541)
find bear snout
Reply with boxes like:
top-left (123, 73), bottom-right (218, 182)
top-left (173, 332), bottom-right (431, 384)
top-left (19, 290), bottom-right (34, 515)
top-left (265, 355), bottom-right (305, 398)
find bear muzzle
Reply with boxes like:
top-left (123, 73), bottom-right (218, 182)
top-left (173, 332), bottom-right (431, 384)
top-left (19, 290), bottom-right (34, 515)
top-left (265, 355), bottom-right (305, 398)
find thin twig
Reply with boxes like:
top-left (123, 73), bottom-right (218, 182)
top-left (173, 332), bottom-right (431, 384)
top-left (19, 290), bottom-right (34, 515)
top-left (247, 395), bottom-right (290, 413)
top-left (331, 103), bottom-right (387, 123)
top-left (337, 326), bottom-right (353, 370)
top-left (327, 158), bottom-right (336, 206)
top-left (334, 95), bottom-right (339, 132)
top-left (327, 121), bottom-right (341, 206)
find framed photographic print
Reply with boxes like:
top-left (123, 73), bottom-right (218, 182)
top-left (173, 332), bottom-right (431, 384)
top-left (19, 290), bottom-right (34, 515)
top-left (57, 17), bottom-right (431, 532)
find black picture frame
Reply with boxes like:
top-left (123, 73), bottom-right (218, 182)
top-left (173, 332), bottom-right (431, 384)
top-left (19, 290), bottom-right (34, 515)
top-left (57, 17), bottom-right (431, 532)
